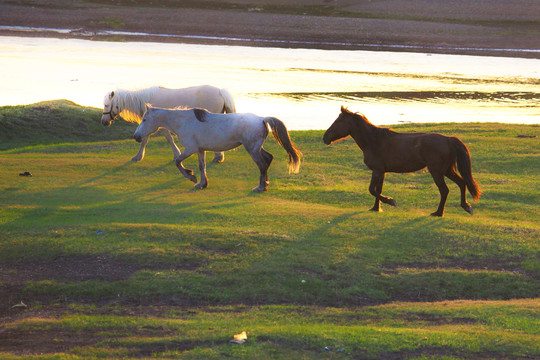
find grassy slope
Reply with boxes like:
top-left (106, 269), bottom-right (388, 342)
top-left (0, 101), bottom-right (538, 359)
top-left (0, 100), bottom-right (136, 150)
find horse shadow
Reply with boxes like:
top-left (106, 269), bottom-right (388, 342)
top-left (77, 160), bottom-right (134, 187)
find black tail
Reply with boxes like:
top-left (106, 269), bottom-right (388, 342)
top-left (264, 117), bottom-right (302, 174)
top-left (452, 137), bottom-right (481, 201)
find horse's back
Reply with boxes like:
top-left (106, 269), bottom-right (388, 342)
top-left (151, 85), bottom-right (224, 112)
top-left (378, 131), bottom-right (454, 172)
top-left (386, 131), bottom-right (451, 151)
top-left (182, 111), bottom-right (267, 151)
top-left (415, 132), bottom-right (454, 157)
top-left (206, 112), bottom-right (267, 138)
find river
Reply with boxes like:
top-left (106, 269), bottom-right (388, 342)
top-left (1, 36), bottom-right (538, 130)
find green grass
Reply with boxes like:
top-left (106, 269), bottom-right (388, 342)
top-left (2, 301), bottom-right (538, 359)
top-left (0, 100), bottom-right (135, 150)
top-left (0, 101), bottom-right (538, 358)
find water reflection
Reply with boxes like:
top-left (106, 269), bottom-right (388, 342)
top-left (248, 91), bottom-right (540, 104)
top-left (0, 36), bottom-right (538, 129)
top-left (243, 91), bottom-right (539, 127)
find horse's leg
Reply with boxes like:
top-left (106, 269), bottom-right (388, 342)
top-left (369, 171), bottom-right (397, 209)
top-left (132, 135), bottom-right (149, 162)
top-left (429, 167), bottom-right (449, 217)
top-left (248, 147), bottom-right (271, 192)
top-left (160, 129), bottom-right (181, 161)
top-left (260, 148), bottom-right (274, 183)
top-left (175, 150), bottom-right (197, 183)
top-left (369, 172), bottom-right (385, 212)
top-left (446, 168), bottom-right (473, 215)
top-left (194, 151), bottom-right (208, 189)
top-left (212, 152), bottom-right (225, 163)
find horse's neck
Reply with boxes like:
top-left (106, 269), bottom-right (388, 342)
top-left (119, 88), bottom-right (158, 115)
top-left (158, 109), bottom-right (184, 134)
top-left (349, 119), bottom-right (377, 151)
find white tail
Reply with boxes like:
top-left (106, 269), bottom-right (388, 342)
top-left (219, 88), bottom-right (237, 113)
top-left (264, 117), bottom-right (302, 174)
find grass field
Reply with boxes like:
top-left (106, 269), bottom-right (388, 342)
top-left (0, 101), bottom-right (538, 359)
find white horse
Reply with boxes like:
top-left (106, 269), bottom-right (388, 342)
top-left (101, 85), bottom-right (236, 163)
top-left (134, 105), bottom-right (302, 192)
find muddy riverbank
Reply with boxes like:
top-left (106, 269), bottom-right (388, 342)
top-left (0, 0), bottom-right (539, 57)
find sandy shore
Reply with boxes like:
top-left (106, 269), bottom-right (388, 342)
top-left (0, 0), bottom-right (539, 58)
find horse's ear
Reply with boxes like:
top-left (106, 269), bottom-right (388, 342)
top-left (341, 105), bottom-right (349, 114)
top-left (110, 91), bottom-right (114, 98)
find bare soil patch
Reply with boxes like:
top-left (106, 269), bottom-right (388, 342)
top-left (0, 324), bottom-right (186, 356)
top-left (0, 254), bottom-right (199, 319)
top-left (0, 328), bottom-right (110, 356)
top-left (0, 255), bottom-right (185, 286)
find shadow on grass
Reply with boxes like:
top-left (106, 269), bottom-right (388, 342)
top-left (1, 154), bottom-right (538, 308)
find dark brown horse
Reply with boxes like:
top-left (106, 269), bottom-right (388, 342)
top-left (323, 107), bottom-right (481, 216)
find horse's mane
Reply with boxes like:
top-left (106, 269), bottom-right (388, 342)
top-left (192, 108), bottom-right (208, 122)
top-left (373, 124), bottom-right (395, 139)
top-left (346, 108), bottom-right (395, 140)
top-left (112, 86), bottom-right (160, 123)
top-left (165, 106), bottom-right (207, 122)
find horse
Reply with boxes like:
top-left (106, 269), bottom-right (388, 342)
top-left (323, 106), bottom-right (481, 217)
top-left (101, 85), bottom-right (236, 163)
top-left (134, 105), bottom-right (302, 192)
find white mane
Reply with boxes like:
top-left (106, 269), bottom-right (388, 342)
top-left (111, 86), bottom-right (160, 123)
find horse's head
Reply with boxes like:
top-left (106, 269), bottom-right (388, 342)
top-left (134, 104), bottom-right (159, 143)
top-left (101, 91), bottom-right (119, 126)
top-left (323, 106), bottom-right (354, 145)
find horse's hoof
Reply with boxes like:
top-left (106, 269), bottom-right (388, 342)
top-left (131, 157), bottom-right (142, 162)
top-left (463, 204), bottom-right (474, 215)
top-left (369, 207), bottom-right (382, 212)
top-left (212, 153), bottom-right (224, 163)
top-left (430, 212), bottom-right (443, 217)
top-left (184, 172), bottom-right (197, 183)
top-left (388, 199), bottom-right (397, 207)
top-left (194, 182), bottom-right (207, 190)
top-left (252, 186), bottom-right (267, 193)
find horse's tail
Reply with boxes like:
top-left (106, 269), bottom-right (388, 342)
top-left (451, 137), bottom-right (481, 201)
top-left (264, 117), bottom-right (302, 174)
top-left (219, 88), bottom-right (236, 113)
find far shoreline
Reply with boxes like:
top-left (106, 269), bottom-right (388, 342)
top-left (2, 25), bottom-right (539, 59)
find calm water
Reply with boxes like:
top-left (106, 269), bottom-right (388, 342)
top-left (1, 36), bottom-right (538, 130)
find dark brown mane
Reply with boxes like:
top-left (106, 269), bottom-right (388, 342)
top-left (375, 126), bottom-right (396, 140)
top-left (346, 109), bottom-right (395, 141)
top-left (193, 108), bottom-right (208, 122)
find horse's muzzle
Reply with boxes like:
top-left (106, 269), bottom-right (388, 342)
top-left (134, 135), bottom-right (142, 143)
top-left (101, 119), bottom-right (112, 127)
top-left (322, 134), bottom-right (331, 145)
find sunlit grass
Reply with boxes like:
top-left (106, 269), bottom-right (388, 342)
top-left (0, 102), bottom-right (538, 358)
top-left (3, 300), bottom-right (538, 359)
